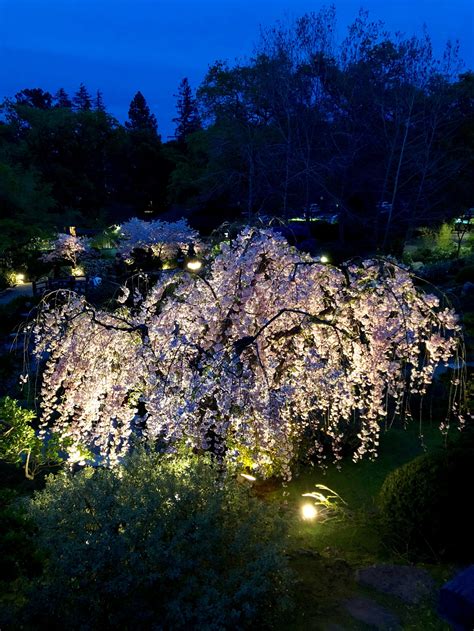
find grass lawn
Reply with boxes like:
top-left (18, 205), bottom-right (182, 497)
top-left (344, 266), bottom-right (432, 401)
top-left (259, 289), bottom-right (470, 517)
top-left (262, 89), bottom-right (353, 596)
top-left (269, 422), bottom-right (457, 630)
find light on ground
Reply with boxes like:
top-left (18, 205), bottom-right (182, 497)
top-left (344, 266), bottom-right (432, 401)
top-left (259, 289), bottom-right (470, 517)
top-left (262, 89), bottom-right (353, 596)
top-left (301, 503), bottom-right (318, 521)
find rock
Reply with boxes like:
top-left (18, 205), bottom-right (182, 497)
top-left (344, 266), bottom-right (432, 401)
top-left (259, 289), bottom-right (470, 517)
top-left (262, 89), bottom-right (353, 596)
top-left (343, 596), bottom-right (401, 629)
top-left (357, 564), bottom-right (435, 605)
top-left (439, 565), bottom-right (474, 628)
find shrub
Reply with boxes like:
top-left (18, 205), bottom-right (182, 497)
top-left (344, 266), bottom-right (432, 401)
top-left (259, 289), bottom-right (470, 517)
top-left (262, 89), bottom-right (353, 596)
top-left (0, 397), bottom-right (85, 479)
top-left (0, 489), bottom-right (44, 629)
top-left (0, 489), bottom-right (42, 582)
top-left (0, 269), bottom-right (16, 291)
top-left (23, 451), bottom-right (291, 629)
top-left (378, 447), bottom-right (474, 561)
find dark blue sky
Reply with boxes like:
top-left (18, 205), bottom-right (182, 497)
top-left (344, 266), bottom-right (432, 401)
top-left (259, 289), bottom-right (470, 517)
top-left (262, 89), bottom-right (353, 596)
top-left (1, 0), bottom-right (473, 138)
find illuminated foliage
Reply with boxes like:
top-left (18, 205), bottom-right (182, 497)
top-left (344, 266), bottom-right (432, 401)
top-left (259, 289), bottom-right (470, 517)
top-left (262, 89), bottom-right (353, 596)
top-left (117, 217), bottom-right (200, 262)
top-left (42, 233), bottom-right (90, 268)
top-left (0, 397), bottom-right (85, 479)
top-left (32, 228), bottom-right (463, 475)
top-left (24, 451), bottom-right (290, 628)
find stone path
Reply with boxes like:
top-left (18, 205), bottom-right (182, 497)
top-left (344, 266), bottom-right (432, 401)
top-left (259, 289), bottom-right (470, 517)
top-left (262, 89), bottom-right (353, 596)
top-left (0, 283), bottom-right (34, 305)
top-left (343, 596), bottom-right (401, 629)
top-left (334, 564), bottom-right (439, 629)
top-left (357, 564), bottom-right (436, 605)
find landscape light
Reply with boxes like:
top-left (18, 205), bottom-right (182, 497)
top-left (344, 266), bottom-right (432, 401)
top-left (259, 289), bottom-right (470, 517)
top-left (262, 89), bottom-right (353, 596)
top-left (301, 503), bottom-right (318, 521)
top-left (15, 272), bottom-right (25, 284)
top-left (185, 243), bottom-right (202, 272)
top-left (320, 255), bottom-right (329, 264)
top-left (240, 473), bottom-right (257, 482)
top-left (186, 259), bottom-right (202, 271)
top-left (72, 267), bottom-right (84, 277)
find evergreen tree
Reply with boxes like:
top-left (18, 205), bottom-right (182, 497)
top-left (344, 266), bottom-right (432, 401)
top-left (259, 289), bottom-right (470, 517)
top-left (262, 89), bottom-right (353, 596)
top-left (94, 90), bottom-right (106, 112)
top-left (125, 91), bottom-right (158, 135)
top-left (173, 77), bottom-right (201, 143)
top-left (54, 88), bottom-right (72, 109)
top-left (73, 83), bottom-right (92, 111)
top-left (14, 88), bottom-right (53, 109)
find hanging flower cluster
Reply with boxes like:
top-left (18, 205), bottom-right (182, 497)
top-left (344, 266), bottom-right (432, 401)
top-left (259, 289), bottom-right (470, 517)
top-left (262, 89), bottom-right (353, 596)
top-left (32, 228), bottom-right (462, 475)
top-left (42, 233), bottom-right (90, 268)
top-left (117, 217), bottom-right (200, 262)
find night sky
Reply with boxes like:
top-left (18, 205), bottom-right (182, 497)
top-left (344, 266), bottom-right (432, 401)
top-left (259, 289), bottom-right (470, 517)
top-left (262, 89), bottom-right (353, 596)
top-left (1, 0), bottom-right (473, 138)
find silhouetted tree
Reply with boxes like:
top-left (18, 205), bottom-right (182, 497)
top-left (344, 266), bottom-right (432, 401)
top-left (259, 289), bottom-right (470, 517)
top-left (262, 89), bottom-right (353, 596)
top-left (14, 88), bottom-right (53, 109)
top-left (73, 83), bottom-right (92, 111)
top-left (94, 90), bottom-right (106, 112)
top-left (125, 91), bottom-right (158, 135)
top-left (54, 88), bottom-right (72, 108)
top-left (173, 78), bottom-right (201, 143)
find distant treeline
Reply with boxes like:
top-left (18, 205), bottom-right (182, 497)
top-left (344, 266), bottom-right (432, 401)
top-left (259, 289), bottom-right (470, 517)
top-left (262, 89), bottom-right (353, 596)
top-left (1, 7), bottom-right (473, 255)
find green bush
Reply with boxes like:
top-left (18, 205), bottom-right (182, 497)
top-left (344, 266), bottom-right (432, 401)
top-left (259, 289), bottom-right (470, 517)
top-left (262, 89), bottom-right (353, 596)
top-left (0, 488), bottom-right (44, 628)
top-left (378, 447), bottom-right (474, 561)
top-left (0, 269), bottom-right (15, 291)
top-left (0, 397), bottom-right (84, 480)
top-left (0, 489), bottom-right (43, 582)
top-left (22, 451), bottom-right (291, 629)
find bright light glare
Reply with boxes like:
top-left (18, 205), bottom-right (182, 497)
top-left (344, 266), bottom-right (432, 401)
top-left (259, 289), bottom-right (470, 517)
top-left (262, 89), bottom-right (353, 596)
top-left (71, 267), bottom-right (84, 277)
top-left (320, 255), bottom-right (329, 264)
top-left (301, 503), bottom-right (318, 521)
top-left (187, 259), bottom-right (202, 271)
top-left (15, 273), bottom-right (25, 284)
top-left (240, 473), bottom-right (257, 482)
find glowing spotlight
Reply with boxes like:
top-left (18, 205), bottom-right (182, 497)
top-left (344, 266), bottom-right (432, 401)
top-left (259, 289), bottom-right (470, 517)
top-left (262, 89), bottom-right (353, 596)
top-left (240, 473), bottom-right (257, 482)
top-left (320, 255), bottom-right (329, 264)
top-left (15, 273), bottom-right (25, 285)
top-left (71, 267), bottom-right (84, 277)
top-left (301, 503), bottom-right (318, 521)
top-left (186, 259), bottom-right (202, 272)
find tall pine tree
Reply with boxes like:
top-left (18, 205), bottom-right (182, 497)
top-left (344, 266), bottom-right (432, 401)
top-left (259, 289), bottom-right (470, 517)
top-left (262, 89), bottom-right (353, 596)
top-left (173, 78), bottom-right (201, 143)
top-left (94, 90), bottom-right (106, 112)
top-left (54, 88), bottom-right (72, 108)
top-left (125, 91), bottom-right (158, 135)
top-left (73, 83), bottom-right (92, 111)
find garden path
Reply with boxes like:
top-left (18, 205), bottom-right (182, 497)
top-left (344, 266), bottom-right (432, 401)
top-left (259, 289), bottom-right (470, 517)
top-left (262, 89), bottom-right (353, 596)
top-left (0, 283), bottom-right (34, 305)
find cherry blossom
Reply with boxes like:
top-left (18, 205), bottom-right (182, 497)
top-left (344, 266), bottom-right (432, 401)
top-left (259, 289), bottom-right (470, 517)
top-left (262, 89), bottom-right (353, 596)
top-left (31, 228), bottom-right (464, 475)
top-left (42, 233), bottom-right (90, 268)
top-left (117, 217), bottom-right (200, 262)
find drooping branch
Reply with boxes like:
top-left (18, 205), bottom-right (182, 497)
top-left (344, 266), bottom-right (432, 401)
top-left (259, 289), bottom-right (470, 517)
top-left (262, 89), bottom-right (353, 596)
top-left (29, 228), bottom-right (464, 476)
top-left (234, 307), bottom-right (353, 355)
